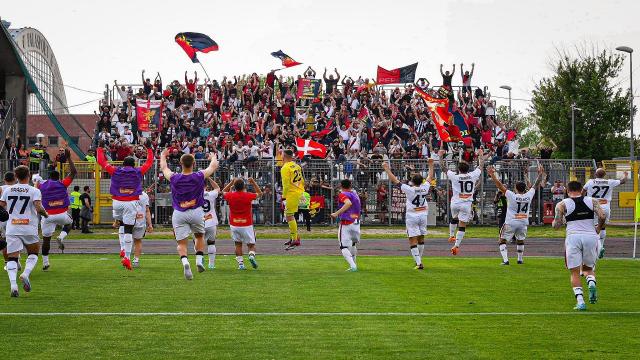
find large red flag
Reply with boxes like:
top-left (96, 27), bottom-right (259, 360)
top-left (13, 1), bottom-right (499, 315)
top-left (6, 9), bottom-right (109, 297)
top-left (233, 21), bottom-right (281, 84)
top-left (414, 87), bottom-right (455, 142)
top-left (295, 138), bottom-right (327, 159)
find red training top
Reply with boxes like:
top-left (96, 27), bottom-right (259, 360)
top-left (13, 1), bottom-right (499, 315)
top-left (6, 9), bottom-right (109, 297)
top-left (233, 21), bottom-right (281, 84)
top-left (224, 191), bottom-right (257, 227)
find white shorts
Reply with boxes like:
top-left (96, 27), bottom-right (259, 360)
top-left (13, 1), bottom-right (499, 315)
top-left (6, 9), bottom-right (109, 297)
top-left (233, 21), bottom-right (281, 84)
top-left (112, 200), bottom-right (139, 226)
top-left (230, 225), bottom-right (255, 244)
top-left (406, 215), bottom-right (428, 238)
top-left (133, 226), bottom-right (146, 240)
top-left (172, 208), bottom-right (205, 241)
top-left (565, 233), bottom-right (599, 269)
top-left (339, 222), bottom-right (360, 248)
top-left (41, 213), bottom-right (73, 237)
top-left (205, 226), bottom-right (217, 243)
top-left (5, 234), bottom-right (40, 254)
top-left (500, 221), bottom-right (528, 241)
top-left (451, 201), bottom-right (473, 223)
top-left (593, 206), bottom-right (611, 225)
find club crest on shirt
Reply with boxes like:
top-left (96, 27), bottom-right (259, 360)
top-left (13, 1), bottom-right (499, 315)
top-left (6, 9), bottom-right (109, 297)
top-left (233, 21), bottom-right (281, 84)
top-left (180, 199), bottom-right (196, 208)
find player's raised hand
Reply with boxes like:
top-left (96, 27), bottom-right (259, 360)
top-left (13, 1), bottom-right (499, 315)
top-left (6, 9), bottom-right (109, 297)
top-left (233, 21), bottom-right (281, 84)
top-left (65, 148), bottom-right (71, 158)
top-left (438, 149), bottom-right (446, 157)
top-left (487, 165), bottom-right (495, 176)
top-left (381, 161), bottom-right (390, 170)
top-left (428, 158), bottom-right (434, 165)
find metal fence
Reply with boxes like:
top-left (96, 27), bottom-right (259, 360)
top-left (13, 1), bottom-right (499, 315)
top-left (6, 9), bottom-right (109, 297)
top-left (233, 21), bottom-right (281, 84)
top-left (11, 157), bottom-right (635, 228)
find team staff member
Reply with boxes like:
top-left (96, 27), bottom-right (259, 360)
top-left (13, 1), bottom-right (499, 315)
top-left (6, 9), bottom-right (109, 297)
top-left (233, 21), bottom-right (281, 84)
top-left (223, 177), bottom-right (263, 270)
top-left (70, 186), bottom-right (82, 230)
top-left (79, 186), bottom-right (93, 234)
top-left (280, 149), bottom-right (305, 250)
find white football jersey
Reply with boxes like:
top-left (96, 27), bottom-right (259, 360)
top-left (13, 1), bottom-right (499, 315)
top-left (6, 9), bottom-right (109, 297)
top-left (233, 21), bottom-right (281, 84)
top-left (203, 190), bottom-right (219, 228)
top-left (583, 179), bottom-right (621, 207)
top-left (135, 192), bottom-right (150, 228)
top-left (447, 168), bottom-right (481, 203)
top-left (400, 183), bottom-right (431, 217)
top-left (505, 188), bottom-right (536, 223)
top-left (1, 183), bottom-right (42, 236)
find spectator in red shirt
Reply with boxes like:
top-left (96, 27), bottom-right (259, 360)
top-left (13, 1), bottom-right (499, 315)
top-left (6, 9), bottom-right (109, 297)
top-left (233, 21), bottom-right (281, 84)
top-left (185, 71), bottom-right (198, 94)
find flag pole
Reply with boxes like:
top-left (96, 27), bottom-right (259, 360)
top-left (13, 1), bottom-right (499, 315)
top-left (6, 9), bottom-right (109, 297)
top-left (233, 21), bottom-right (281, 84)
top-left (198, 61), bottom-right (211, 81)
top-left (633, 220), bottom-right (637, 259)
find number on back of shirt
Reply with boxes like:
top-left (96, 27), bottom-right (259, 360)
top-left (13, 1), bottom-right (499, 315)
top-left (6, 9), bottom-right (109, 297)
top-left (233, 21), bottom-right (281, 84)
top-left (411, 194), bottom-right (427, 207)
top-left (591, 186), bottom-right (609, 198)
top-left (7, 196), bottom-right (30, 214)
top-left (458, 180), bottom-right (474, 193)
top-left (516, 201), bottom-right (529, 213)
top-left (292, 169), bottom-right (302, 183)
top-left (203, 199), bottom-right (211, 213)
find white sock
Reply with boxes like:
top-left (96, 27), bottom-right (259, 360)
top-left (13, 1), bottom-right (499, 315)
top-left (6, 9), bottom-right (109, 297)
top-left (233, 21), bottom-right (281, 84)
top-left (249, 251), bottom-right (256, 258)
top-left (236, 256), bottom-right (244, 265)
top-left (42, 255), bottom-right (50, 265)
top-left (59, 231), bottom-right (68, 241)
top-left (180, 256), bottom-right (189, 266)
top-left (133, 257), bottom-right (139, 262)
top-left (123, 233), bottom-right (133, 259)
top-left (499, 244), bottom-right (508, 262)
top-left (118, 226), bottom-right (125, 250)
top-left (449, 223), bottom-right (457, 237)
top-left (417, 244), bottom-right (425, 257)
top-left (517, 245), bottom-right (524, 262)
top-left (350, 245), bottom-right (357, 261)
top-left (573, 287), bottom-right (585, 305)
top-left (410, 246), bottom-right (422, 266)
top-left (341, 248), bottom-right (357, 269)
top-left (196, 254), bottom-right (204, 266)
top-left (207, 245), bottom-right (216, 265)
top-left (586, 275), bottom-right (597, 289)
top-left (600, 229), bottom-right (606, 248)
top-left (455, 230), bottom-right (465, 247)
top-left (6, 261), bottom-right (18, 290)
top-left (23, 254), bottom-right (38, 277)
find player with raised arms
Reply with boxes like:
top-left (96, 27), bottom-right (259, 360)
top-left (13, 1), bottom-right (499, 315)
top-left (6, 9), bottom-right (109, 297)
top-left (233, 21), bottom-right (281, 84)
top-left (330, 179), bottom-right (361, 272)
top-left (202, 177), bottom-right (220, 269)
top-left (582, 168), bottom-right (628, 258)
top-left (281, 149), bottom-right (304, 250)
top-left (97, 140), bottom-right (154, 270)
top-left (553, 180), bottom-right (606, 311)
top-left (488, 164), bottom-right (545, 265)
top-left (382, 159), bottom-right (435, 269)
top-left (222, 177), bottom-right (263, 270)
top-left (0, 165), bottom-right (49, 297)
top-left (160, 150), bottom-right (218, 280)
top-left (439, 148), bottom-right (485, 255)
top-left (36, 148), bottom-right (77, 270)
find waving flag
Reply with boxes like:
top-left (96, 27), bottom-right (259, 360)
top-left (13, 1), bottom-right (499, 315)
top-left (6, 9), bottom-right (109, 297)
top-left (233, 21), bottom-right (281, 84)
top-left (376, 63), bottom-right (418, 85)
top-left (271, 50), bottom-right (302, 68)
top-left (414, 87), bottom-right (455, 142)
top-left (136, 99), bottom-right (163, 132)
top-left (175, 32), bottom-right (219, 63)
top-left (295, 138), bottom-right (327, 159)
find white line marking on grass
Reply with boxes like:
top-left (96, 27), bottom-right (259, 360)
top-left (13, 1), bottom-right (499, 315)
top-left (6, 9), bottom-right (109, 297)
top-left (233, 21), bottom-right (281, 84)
top-left (0, 312), bottom-right (639, 317)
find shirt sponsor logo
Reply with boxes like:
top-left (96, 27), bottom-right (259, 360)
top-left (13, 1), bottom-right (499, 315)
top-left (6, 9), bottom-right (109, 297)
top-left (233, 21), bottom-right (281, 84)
top-left (11, 219), bottom-right (29, 225)
top-left (204, 214), bottom-right (213, 221)
top-left (119, 188), bottom-right (135, 194)
top-left (598, 199), bottom-right (608, 204)
top-left (233, 217), bottom-right (247, 224)
top-left (180, 199), bottom-right (196, 208)
top-left (48, 200), bottom-right (64, 207)
top-left (515, 214), bottom-right (528, 219)
top-left (414, 206), bottom-right (427, 212)
top-left (136, 213), bottom-right (144, 219)
top-left (459, 194), bottom-right (472, 199)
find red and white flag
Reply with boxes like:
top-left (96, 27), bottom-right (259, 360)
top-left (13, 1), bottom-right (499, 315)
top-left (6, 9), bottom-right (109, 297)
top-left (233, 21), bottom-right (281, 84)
top-left (295, 138), bottom-right (327, 159)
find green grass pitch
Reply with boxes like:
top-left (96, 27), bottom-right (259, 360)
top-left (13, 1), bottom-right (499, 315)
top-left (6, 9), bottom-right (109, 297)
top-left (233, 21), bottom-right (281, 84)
top-left (1, 255), bottom-right (639, 359)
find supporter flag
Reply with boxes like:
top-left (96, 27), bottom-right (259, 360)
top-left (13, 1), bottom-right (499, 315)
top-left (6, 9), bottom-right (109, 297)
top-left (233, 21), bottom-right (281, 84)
top-left (271, 50), bottom-right (302, 68)
top-left (175, 32), bottom-right (219, 63)
top-left (451, 108), bottom-right (470, 138)
top-left (414, 87), bottom-right (454, 142)
top-left (295, 138), bottom-right (327, 159)
top-left (357, 106), bottom-right (369, 121)
top-left (376, 63), bottom-right (418, 85)
top-left (136, 99), bottom-right (163, 132)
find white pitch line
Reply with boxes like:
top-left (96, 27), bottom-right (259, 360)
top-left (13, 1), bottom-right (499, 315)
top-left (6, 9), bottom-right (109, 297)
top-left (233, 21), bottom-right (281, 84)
top-left (0, 311), bottom-right (639, 317)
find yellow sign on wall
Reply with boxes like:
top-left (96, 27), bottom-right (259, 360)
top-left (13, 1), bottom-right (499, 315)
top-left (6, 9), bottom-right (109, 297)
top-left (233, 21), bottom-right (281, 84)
top-left (619, 192), bottom-right (636, 208)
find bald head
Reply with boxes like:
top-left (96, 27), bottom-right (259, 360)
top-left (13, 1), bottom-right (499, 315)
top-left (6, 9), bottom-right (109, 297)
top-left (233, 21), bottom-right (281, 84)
top-left (595, 168), bottom-right (606, 179)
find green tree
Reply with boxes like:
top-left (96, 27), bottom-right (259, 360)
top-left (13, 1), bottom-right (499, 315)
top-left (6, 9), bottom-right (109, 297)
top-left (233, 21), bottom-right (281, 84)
top-left (495, 105), bottom-right (541, 150)
top-left (530, 47), bottom-right (631, 161)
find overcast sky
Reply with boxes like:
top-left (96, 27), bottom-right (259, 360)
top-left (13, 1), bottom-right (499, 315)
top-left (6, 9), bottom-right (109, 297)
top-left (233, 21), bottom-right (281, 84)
top-left (4, 0), bottom-right (640, 121)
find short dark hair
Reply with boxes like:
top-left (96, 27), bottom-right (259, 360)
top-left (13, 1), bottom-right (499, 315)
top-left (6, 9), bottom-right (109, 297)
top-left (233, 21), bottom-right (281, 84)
top-left (14, 165), bottom-right (29, 181)
top-left (123, 157), bottom-right (136, 167)
top-left (4, 172), bottom-right (15, 183)
top-left (411, 174), bottom-right (424, 186)
top-left (180, 154), bottom-right (195, 169)
top-left (49, 170), bottom-right (60, 181)
top-left (515, 181), bottom-right (526, 193)
top-left (341, 179), bottom-right (352, 189)
top-left (233, 178), bottom-right (245, 191)
top-left (458, 161), bottom-right (470, 173)
top-left (567, 181), bottom-right (582, 192)
top-left (74, 186), bottom-right (80, 191)
top-left (84, 185), bottom-right (90, 191)
top-left (283, 149), bottom-right (294, 158)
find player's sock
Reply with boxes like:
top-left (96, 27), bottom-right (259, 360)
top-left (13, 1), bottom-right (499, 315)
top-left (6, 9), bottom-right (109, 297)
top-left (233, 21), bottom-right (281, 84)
top-left (59, 231), bottom-right (68, 241)
top-left (599, 229), bottom-right (606, 248)
top-left (236, 256), bottom-right (244, 265)
top-left (410, 245), bottom-right (421, 266)
top-left (350, 245), bottom-right (357, 261)
top-left (23, 254), bottom-right (38, 277)
top-left (42, 255), bottom-right (50, 265)
top-left (123, 233), bottom-right (133, 259)
top-left (207, 245), bottom-right (216, 266)
top-left (516, 244), bottom-right (524, 262)
top-left (586, 275), bottom-right (596, 289)
top-left (180, 256), bottom-right (189, 266)
top-left (417, 243), bottom-right (425, 257)
top-left (341, 248), bottom-right (357, 269)
top-left (196, 251), bottom-right (204, 266)
top-left (6, 258), bottom-right (18, 290)
top-left (454, 227), bottom-right (465, 247)
top-left (499, 243), bottom-right (508, 262)
top-left (288, 219), bottom-right (299, 241)
top-left (573, 287), bottom-right (585, 305)
top-left (449, 223), bottom-right (457, 237)
top-left (118, 226), bottom-right (125, 251)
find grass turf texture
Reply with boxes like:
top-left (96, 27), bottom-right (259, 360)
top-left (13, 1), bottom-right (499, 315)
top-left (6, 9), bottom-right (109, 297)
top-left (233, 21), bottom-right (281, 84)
top-left (1, 255), bottom-right (639, 359)
top-left (64, 224), bottom-right (636, 240)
